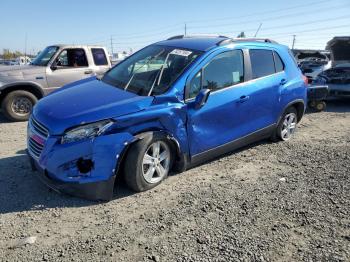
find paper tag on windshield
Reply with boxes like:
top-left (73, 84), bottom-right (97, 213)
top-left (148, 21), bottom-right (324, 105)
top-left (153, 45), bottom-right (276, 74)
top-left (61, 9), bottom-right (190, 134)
top-left (170, 49), bottom-right (192, 57)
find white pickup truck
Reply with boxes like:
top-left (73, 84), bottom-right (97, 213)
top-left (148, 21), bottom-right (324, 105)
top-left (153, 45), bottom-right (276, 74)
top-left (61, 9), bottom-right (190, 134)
top-left (0, 45), bottom-right (112, 121)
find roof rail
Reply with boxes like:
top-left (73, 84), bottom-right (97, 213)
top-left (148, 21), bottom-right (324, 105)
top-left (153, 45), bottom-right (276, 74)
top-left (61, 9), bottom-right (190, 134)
top-left (167, 34), bottom-right (229, 40)
top-left (231, 38), bottom-right (278, 44)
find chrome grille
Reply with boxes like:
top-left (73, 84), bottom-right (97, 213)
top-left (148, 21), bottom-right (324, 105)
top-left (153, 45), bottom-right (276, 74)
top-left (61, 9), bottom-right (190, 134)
top-left (28, 137), bottom-right (44, 158)
top-left (30, 117), bottom-right (49, 138)
top-left (27, 116), bottom-right (49, 159)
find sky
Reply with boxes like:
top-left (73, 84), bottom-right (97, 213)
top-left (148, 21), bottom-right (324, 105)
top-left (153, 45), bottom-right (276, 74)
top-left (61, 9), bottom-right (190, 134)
top-left (0, 0), bottom-right (349, 55)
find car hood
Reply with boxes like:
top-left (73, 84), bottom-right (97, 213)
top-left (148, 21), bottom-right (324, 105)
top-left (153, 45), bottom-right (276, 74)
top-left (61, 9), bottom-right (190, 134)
top-left (33, 77), bottom-right (154, 135)
top-left (0, 65), bottom-right (46, 81)
top-left (326, 37), bottom-right (350, 65)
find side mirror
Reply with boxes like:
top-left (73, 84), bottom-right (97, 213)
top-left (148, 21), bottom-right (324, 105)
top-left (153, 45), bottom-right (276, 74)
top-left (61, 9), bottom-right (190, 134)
top-left (194, 89), bottom-right (210, 110)
top-left (50, 62), bottom-right (57, 71)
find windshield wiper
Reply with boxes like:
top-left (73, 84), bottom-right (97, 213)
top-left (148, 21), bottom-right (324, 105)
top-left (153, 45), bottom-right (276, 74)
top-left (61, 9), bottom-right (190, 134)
top-left (148, 53), bottom-right (171, 96)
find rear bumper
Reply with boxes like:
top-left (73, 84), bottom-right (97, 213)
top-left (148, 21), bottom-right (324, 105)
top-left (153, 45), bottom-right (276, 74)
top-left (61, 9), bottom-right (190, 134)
top-left (328, 90), bottom-right (350, 98)
top-left (327, 84), bottom-right (350, 98)
top-left (28, 153), bottom-right (115, 201)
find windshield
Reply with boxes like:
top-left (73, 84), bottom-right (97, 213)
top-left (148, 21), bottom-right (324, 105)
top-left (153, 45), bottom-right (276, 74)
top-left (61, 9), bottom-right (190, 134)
top-left (102, 45), bottom-right (202, 96)
top-left (31, 46), bottom-right (59, 66)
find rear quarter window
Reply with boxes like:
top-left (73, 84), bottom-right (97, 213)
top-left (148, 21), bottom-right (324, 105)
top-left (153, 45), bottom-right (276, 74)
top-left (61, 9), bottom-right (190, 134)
top-left (273, 51), bottom-right (285, 72)
top-left (92, 48), bottom-right (108, 66)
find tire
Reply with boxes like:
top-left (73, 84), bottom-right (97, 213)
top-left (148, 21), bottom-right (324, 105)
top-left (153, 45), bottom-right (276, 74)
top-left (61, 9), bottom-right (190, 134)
top-left (315, 101), bottom-right (326, 112)
top-left (271, 107), bottom-right (298, 142)
top-left (124, 133), bottom-right (173, 192)
top-left (1, 90), bottom-right (37, 121)
top-left (308, 100), bottom-right (316, 109)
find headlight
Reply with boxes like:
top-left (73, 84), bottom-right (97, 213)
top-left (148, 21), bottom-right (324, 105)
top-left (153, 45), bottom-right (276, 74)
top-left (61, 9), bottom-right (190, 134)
top-left (61, 120), bottom-right (114, 144)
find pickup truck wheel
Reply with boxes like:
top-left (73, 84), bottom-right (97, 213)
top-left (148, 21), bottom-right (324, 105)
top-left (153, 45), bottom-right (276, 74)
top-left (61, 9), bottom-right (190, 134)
top-left (271, 107), bottom-right (298, 142)
top-left (124, 134), bottom-right (173, 192)
top-left (1, 90), bottom-right (37, 121)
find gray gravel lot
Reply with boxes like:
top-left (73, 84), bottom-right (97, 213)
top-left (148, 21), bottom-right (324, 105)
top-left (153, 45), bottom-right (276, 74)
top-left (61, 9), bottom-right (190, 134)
top-left (0, 101), bottom-right (349, 261)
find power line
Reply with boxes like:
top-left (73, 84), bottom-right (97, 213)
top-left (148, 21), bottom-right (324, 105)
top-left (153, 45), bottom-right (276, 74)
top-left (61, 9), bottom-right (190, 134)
top-left (185, 0), bottom-right (331, 24)
top-left (261, 23), bottom-right (350, 37)
top-left (187, 3), bottom-right (349, 30)
top-left (92, 14), bottom-right (349, 47)
top-left (80, 0), bottom-right (344, 45)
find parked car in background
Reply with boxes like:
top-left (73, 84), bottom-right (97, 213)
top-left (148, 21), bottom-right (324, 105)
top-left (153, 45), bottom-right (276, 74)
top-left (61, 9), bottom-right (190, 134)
top-left (314, 37), bottom-right (350, 98)
top-left (27, 35), bottom-right (307, 200)
top-left (292, 49), bottom-right (331, 83)
top-left (110, 52), bottom-right (130, 65)
top-left (9, 56), bottom-right (32, 66)
top-left (0, 45), bottom-right (112, 121)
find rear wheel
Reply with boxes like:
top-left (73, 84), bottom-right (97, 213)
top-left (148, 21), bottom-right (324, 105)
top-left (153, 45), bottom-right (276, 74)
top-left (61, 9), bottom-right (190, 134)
top-left (124, 134), bottom-right (173, 192)
top-left (271, 107), bottom-right (298, 142)
top-left (1, 90), bottom-right (37, 121)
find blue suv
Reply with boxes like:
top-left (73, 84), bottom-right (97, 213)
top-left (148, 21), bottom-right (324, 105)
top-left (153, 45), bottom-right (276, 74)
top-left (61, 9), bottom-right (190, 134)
top-left (27, 36), bottom-right (307, 200)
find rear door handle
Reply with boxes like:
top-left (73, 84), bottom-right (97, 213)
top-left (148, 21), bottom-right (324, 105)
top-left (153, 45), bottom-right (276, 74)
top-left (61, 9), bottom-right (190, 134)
top-left (237, 95), bottom-right (250, 103)
top-left (280, 79), bottom-right (287, 85)
top-left (84, 69), bottom-right (93, 74)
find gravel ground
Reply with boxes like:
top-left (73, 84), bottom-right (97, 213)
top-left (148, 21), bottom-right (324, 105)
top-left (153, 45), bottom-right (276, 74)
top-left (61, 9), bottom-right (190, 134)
top-left (0, 101), bottom-right (349, 262)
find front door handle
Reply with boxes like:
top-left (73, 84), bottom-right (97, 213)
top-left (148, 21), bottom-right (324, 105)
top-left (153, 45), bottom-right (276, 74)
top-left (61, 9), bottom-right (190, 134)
top-left (84, 69), bottom-right (93, 74)
top-left (280, 79), bottom-right (287, 85)
top-left (237, 95), bottom-right (250, 103)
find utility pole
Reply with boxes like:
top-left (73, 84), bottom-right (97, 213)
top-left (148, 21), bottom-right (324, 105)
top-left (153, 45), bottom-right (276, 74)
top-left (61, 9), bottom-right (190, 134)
top-left (292, 35), bottom-right (296, 49)
top-left (110, 36), bottom-right (114, 57)
top-left (24, 33), bottom-right (27, 61)
top-left (184, 23), bottom-right (187, 36)
top-left (254, 23), bottom-right (262, 37)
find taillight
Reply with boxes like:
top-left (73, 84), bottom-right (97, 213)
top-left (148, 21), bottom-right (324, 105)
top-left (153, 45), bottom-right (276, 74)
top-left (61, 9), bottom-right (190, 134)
top-left (302, 75), bottom-right (309, 86)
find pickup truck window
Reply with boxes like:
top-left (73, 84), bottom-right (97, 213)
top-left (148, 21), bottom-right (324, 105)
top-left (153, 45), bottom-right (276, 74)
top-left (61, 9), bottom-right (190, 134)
top-left (55, 49), bottom-right (88, 67)
top-left (92, 48), bottom-right (108, 66)
top-left (31, 46), bottom-right (59, 66)
top-left (102, 45), bottom-right (202, 96)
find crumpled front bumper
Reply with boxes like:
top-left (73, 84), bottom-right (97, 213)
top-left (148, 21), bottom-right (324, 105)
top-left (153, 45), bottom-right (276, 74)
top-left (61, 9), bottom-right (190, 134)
top-left (29, 154), bottom-right (116, 200)
top-left (27, 132), bottom-right (136, 201)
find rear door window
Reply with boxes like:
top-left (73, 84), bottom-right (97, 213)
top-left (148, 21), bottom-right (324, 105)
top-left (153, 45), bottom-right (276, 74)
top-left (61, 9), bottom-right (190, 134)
top-left (250, 49), bottom-right (275, 79)
top-left (92, 48), bottom-right (108, 66)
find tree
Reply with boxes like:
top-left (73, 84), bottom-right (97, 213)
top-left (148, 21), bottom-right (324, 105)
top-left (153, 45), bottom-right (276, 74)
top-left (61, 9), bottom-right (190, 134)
top-left (2, 49), bottom-right (23, 59)
top-left (3, 49), bottom-right (12, 59)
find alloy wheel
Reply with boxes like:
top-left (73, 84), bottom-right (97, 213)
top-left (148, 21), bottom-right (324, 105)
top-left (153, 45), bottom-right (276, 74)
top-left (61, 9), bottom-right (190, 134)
top-left (280, 112), bottom-right (297, 141)
top-left (142, 141), bottom-right (171, 184)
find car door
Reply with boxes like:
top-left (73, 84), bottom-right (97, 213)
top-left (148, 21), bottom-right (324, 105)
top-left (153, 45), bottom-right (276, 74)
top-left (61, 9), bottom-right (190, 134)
top-left (186, 49), bottom-right (254, 156)
top-left (46, 48), bottom-right (93, 88)
top-left (248, 49), bottom-right (287, 126)
top-left (186, 48), bottom-right (284, 158)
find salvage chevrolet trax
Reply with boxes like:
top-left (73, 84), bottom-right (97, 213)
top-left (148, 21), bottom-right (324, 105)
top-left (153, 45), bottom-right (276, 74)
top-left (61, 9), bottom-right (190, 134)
top-left (27, 36), bottom-right (307, 200)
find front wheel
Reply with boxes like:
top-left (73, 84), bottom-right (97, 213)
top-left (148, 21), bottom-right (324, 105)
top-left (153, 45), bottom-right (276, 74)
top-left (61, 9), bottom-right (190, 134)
top-left (1, 90), bottom-right (37, 121)
top-left (124, 134), bottom-right (173, 192)
top-left (271, 107), bottom-right (298, 142)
